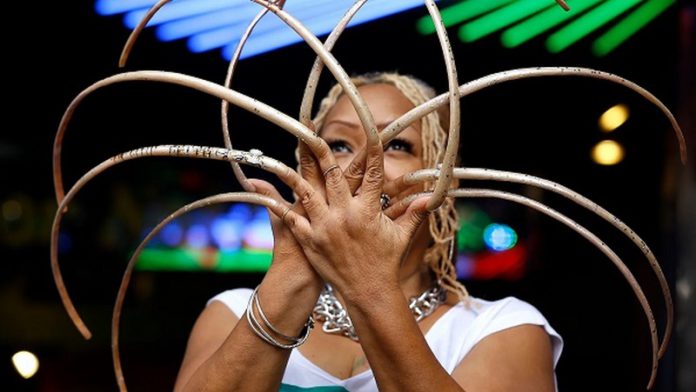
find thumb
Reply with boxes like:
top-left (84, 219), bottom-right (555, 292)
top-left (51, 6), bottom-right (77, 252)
top-left (395, 195), bottom-right (431, 237)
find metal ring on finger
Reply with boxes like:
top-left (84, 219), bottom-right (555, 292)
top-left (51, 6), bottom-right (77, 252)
top-left (281, 206), bottom-right (292, 222)
top-left (322, 164), bottom-right (340, 178)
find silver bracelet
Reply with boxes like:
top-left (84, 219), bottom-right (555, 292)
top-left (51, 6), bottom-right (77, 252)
top-left (254, 287), bottom-right (303, 342)
top-left (245, 286), bottom-right (313, 349)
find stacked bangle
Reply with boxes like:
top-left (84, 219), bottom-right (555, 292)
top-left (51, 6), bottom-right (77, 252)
top-left (246, 286), bottom-right (314, 349)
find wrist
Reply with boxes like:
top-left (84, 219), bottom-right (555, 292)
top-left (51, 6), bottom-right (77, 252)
top-left (267, 259), bottom-right (322, 294)
top-left (256, 265), bottom-right (321, 336)
top-left (331, 259), bottom-right (400, 300)
top-left (246, 286), bottom-right (314, 349)
top-left (339, 277), bottom-right (402, 317)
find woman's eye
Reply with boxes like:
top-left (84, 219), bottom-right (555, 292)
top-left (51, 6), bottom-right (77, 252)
top-left (328, 140), bottom-right (352, 154)
top-left (385, 139), bottom-right (414, 154)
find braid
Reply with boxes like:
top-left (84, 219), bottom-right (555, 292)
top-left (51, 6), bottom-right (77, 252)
top-left (306, 72), bottom-right (469, 302)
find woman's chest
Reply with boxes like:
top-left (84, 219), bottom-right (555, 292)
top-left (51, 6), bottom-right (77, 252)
top-left (295, 303), bottom-right (454, 380)
top-left (297, 331), bottom-right (370, 380)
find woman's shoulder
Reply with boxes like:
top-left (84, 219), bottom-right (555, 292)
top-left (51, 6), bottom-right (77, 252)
top-left (424, 295), bottom-right (562, 372)
top-left (207, 288), bottom-right (254, 318)
top-left (455, 295), bottom-right (563, 366)
top-left (456, 296), bottom-right (558, 335)
top-left (467, 296), bottom-right (544, 318)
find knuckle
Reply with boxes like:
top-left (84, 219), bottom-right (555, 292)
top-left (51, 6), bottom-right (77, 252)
top-left (346, 162), bottom-right (364, 178)
top-left (324, 166), bottom-right (343, 184)
top-left (313, 142), bottom-right (331, 161)
top-left (411, 210), bottom-right (427, 226)
top-left (364, 166), bottom-right (383, 182)
top-left (300, 189), bottom-right (315, 205)
top-left (286, 174), bottom-right (300, 189)
top-left (314, 234), bottom-right (330, 248)
top-left (299, 153), bottom-right (316, 169)
top-left (283, 213), bottom-right (296, 227)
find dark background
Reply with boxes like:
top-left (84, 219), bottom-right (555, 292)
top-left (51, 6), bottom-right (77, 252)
top-left (2, 1), bottom-right (692, 391)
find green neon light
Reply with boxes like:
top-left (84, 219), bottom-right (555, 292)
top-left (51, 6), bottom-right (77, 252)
top-left (457, 206), bottom-right (491, 252)
top-left (136, 248), bottom-right (271, 272)
top-left (501, 0), bottom-right (601, 48)
top-left (546, 0), bottom-right (640, 53)
top-left (416, 0), bottom-right (514, 35)
top-left (459, 0), bottom-right (555, 42)
top-left (593, 0), bottom-right (675, 56)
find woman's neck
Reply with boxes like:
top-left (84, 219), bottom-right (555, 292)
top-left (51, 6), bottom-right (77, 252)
top-left (397, 221), bottom-right (434, 299)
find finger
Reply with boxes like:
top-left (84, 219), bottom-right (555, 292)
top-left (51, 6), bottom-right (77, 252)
top-left (249, 176), bottom-right (313, 220)
top-left (358, 138), bottom-right (384, 207)
top-left (248, 178), bottom-right (288, 205)
top-left (297, 127), bottom-right (323, 189)
top-left (395, 195), bottom-right (431, 238)
top-left (248, 179), bottom-right (312, 238)
top-left (247, 178), bottom-right (290, 220)
top-left (383, 198), bottom-right (410, 220)
top-left (259, 190), bottom-right (310, 233)
top-left (383, 189), bottom-right (427, 220)
top-left (278, 204), bottom-right (313, 247)
top-left (306, 137), bottom-right (350, 205)
top-left (247, 178), bottom-right (298, 225)
top-left (269, 165), bottom-right (327, 220)
top-left (396, 184), bottom-right (425, 203)
top-left (384, 188), bottom-right (430, 220)
top-left (382, 174), bottom-right (414, 197)
top-left (344, 148), bottom-right (367, 195)
top-left (381, 176), bottom-right (423, 219)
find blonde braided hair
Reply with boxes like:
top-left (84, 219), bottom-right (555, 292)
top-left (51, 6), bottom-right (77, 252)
top-left (302, 72), bottom-right (468, 302)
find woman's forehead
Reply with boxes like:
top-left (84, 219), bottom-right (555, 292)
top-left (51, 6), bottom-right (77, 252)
top-left (326, 83), bottom-right (416, 122)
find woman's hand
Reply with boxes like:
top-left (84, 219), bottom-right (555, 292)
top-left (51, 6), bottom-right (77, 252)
top-left (280, 138), bottom-right (431, 299)
top-left (245, 137), bottom-right (343, 295)
top-left (247, 178), bottom-right (322, 289)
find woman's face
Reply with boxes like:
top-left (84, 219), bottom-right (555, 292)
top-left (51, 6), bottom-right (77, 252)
top-left (319, 82), bottom-right (433, 283)
top-left (319, 83), bottom-right (424, 182)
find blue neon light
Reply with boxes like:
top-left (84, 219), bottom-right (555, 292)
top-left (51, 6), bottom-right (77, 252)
top-left (156, 6), bottom-right (264, 41)
top-left (124, 0), bottom-right (242, 28)
top-left (95, 0), bottom-right (158, 16)
top-left (189, 0), bottom-right (347, 53)
top-left (187, 223), bottom-right (211, 249)
top-left (95, 0), bottom-right (431, 60)
top-left (157, 0), bottom-right (337, 41)
top-left (483, 223), bottom-right (518, 252)
top-left (161, 222), bottom-right (184, 246)
top-left (223, 0), bottom-right (427, 59)
top-left (211, 216), bottom-right (242, 250)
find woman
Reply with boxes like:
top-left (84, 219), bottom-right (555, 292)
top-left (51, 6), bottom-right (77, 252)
top-left (173, 73), bottom-right (563, 392)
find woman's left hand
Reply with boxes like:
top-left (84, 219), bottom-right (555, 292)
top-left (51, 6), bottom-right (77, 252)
top-left (281, 138), bottom-right (431, 298)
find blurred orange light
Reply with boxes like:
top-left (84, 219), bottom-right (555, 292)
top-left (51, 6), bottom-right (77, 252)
top-left (598, 104), bottom-right (629, 132)
top-left (592, 140), bottom-right (624, 165)
top-left (12, 351), bottom-right (39, 379)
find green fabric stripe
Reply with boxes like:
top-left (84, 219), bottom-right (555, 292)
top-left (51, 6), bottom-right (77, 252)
top-left (279, 384), bottom-right (348, 392)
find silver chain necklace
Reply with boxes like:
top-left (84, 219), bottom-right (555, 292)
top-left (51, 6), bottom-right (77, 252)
top-left (312, 283), bottom-right (447, 341)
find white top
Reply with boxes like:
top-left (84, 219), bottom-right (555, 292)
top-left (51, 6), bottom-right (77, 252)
top-left (209, 289), bottom-right (563, 392)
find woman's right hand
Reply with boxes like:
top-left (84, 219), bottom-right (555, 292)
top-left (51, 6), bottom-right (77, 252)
top-left (175, 172), bottom-right (323, 392)
top-left (175, 141), bottom-right (330, 391)
top-left (247, 178), bottom-right (322, 292)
